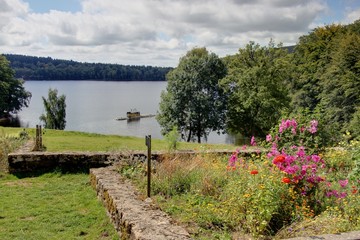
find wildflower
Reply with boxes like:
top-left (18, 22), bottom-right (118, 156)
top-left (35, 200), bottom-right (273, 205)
top-left (311, 155), bottom-right (321, 163)
top-left (284, 165), bottom-right (299, 175)
top-left (250, 170), bottom-right (258, 175)
top-left (282, 177), bottom-right (291, 184)
top-left (338, 179), bottom-right (349, 188)
top-left (300, 126), bottom-right (305, 132)
top-left (351, 186), bottom-right (358, 194)
top-left (279, 119), bottom-right (298, 134)
top-left (228, 152), bottom-right (237, 167)
top-left (250, 136), bottom-right (256, 146)
top-left (339, 192), bottom-right (347, 198)
top-left (308, 120), bottom-right (318, 134)
top-left (273, 155), bottom-right (285, 164)
top-left (297, 146), bottom-right (306, 158)
top-left (266, 134), bottom-right (272, 142)
top-left (226, 165), bottom-right (236, 171)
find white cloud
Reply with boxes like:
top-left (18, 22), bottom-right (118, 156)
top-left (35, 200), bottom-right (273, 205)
top-left (344, 7), bottom-right (360, 23)
top-left (0, 0), bottom-right (355, 67)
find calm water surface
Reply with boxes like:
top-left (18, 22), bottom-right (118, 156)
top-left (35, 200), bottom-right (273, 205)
top-left (19, 81), bottom-right (233, 144)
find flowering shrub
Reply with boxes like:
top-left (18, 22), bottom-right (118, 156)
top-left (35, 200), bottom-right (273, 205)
top-left (264, 119), bottom-right (328, 213)
top-left (225, 118), bottom-right (359, 237)
top-left (121, 118), bottom-right (359, 239)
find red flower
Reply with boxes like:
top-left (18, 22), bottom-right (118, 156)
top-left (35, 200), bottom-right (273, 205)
top-left (282, 177), bottom-right (291, 184)
top-left (273, 155), bottom-right (285, 164)
top-left (250, 170), bottom-right (258, 175)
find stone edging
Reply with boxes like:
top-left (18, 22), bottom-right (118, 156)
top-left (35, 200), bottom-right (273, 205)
top-left (90, 166), bottom-right (192, 240)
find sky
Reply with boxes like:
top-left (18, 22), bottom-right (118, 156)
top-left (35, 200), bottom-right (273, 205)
top-left (0, 0), bottom-right (359, 67)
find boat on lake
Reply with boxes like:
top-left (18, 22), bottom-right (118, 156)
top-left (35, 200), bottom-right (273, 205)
top-left (116, 109), bottom-right (155, 121)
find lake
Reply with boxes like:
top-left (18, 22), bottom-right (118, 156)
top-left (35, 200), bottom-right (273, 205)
top-left (18, 81), bottom-right (235, 144)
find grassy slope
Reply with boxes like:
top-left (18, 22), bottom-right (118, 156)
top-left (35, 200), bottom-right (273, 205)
top-left (0, 127), bottom-right (235, 152)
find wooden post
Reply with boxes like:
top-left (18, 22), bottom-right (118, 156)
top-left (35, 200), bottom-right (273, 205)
top-left (145, 135), bottom-right (151, 198)
top-left (39, 125), bottom-right (42, 149)
top-left (34, 125), bottom-right (43, 151)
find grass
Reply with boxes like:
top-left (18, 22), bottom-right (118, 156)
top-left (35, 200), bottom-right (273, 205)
top-left (0, 127), bottom-right (235, 152)
top-left (0, 126), bottom-right (237, 240)
top-left (0, 173), bottom-right (118, 240)
top-left (0, 129), bottom-right (119, 239)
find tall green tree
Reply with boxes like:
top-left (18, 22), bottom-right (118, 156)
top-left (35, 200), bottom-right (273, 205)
top-left (319, 30), bottom-right (360, 133)
top-left (290, 24), bottom-right (343, 111)
top-left (0, 55), bottom-right (31, 118)
top-left (157, 47), bottom-right (227, 143)
top-left (221, 41), bottom-right (291, 137)
top-left (40, 88), bottom-right (66, 130)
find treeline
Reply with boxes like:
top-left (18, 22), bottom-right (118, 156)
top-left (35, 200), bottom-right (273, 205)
top-left (4, 54), bottom-right (172, 81)
top-left (226, 19), bottom-right (360, 141)
top-left (157, 19), bottom-right (360, 143)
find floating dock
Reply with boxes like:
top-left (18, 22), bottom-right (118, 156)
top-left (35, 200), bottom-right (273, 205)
top-left (116, 114), bottom-right (155, 121)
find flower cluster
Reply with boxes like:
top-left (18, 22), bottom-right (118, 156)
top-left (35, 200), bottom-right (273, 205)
top-left (279, 119), bottom-right (298, 134)
top-left (271, 150), bottom-right (325, 186)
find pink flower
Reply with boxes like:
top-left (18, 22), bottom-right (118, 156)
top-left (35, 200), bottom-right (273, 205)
top-left (266, 134), bottom-right (272, 142)
top-left (284, 165), bottom-right (300, 175)
top-left (311, 155), bottom-right (321, 163)
top-left (300, 126), bottom-right (305, 132)
top-left (250, 136), bottom-right (256, 146)
top-left (339, 179), bottom-right (349, 188)
top-left (340, 192), bottom-right (347, 198)
top-left (297, 146), bottom-right (306, 158)
top-left (308, 120), bottom-right (318, 134)
top-left (228, 152), bottom-right (237, 167)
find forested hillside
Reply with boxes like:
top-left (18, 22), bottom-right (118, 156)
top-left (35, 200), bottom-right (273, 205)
top-left (4, 54), bottom-right (172, 81)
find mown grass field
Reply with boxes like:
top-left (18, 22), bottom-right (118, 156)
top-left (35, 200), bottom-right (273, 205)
top-left (0, 173), bottom-right (119, 240)
top-left (0, 127), bottom-right (235, 152)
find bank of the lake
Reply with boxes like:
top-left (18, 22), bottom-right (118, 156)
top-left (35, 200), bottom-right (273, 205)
top-left (18, 81), bottom-right (236, 144)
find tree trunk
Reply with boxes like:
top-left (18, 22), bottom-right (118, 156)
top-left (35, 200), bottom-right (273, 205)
top-left (187, 129), bottom-right (192, 142)
top-left (197, 130), bottom-right (201, 143)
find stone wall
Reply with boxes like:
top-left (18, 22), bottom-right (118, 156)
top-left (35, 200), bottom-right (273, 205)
top-left (90, 167), bottom-right (191, 240)
top-left (7, 151), bottom-right (157, 174)
top-left (7, 152), bottom-right (113, 174)
top-left (7, 149), bottom-right (246, 174)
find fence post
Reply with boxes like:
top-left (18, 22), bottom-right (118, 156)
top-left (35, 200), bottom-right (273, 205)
top-left (34, 125), bottom-right (43, 151)
top-left (145, 135), bottom-right (152, 198)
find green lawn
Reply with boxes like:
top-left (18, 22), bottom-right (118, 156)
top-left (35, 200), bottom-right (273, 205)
top-left (0, 126), bottom-right (237, 240)
top-left (0, 127), bottom-right (235, 152)
top-left (0, 173), bottom-right (118, 240)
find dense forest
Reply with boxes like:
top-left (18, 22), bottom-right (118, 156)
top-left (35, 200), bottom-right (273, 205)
top-left (4, 54), bottom-right (172, 81)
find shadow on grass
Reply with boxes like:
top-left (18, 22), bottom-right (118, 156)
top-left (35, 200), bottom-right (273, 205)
top-left (10, 166), bottom-right (91, 179)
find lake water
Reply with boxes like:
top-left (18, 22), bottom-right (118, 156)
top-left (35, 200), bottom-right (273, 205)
top-left (18, 81), bottom-right (234, 144)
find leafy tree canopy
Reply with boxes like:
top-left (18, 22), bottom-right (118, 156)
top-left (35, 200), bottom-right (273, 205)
top-left (221, 41), bottom-right (291, 137)
top-left (157, 47), bottom-right (227, 143)
top-left (290, 19), bottom-right (360, 138)
top-left (40, 88), bottom-right (66, 130)
top-left (0, 54), bottom-right (31, 118)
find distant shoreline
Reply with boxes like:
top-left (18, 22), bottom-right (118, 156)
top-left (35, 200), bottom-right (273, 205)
top-left (23, 79), bottom-right (167, 82)
top-left (4, 54), bottom-right (173, 82)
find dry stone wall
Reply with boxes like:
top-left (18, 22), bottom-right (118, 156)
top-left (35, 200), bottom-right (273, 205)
top-left (90, 167), bottom-right (191, 240)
